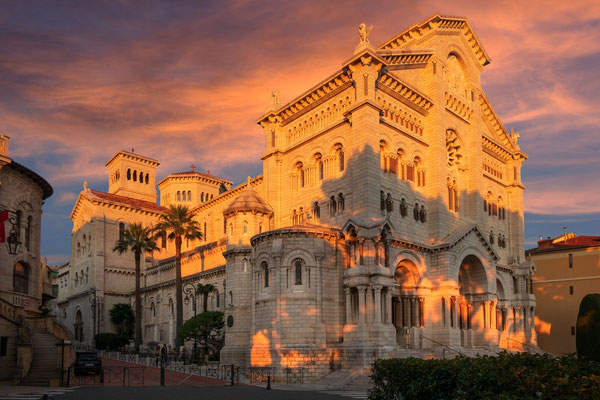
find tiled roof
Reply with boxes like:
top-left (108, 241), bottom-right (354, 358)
top-left (158, 171), bottom-right (233, 186)
top-left (223, 183), bottom-right (272, 216)
top-left (526, 235), bottom-right (600, 255)
top-left (88, 189), bottom-right (166, 213)
top-left (7, 161), bottom-right (53, 199)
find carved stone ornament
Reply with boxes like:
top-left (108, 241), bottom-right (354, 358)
top-left (446, 130), bottom-right (462, 168)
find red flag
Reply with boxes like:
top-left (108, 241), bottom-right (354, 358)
top-left (0, 210), bottom-right (9, 243)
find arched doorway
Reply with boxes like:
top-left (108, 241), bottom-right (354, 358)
top-left (391, 260), bottom-right (423, 346)
top-left (457, 255), bottom-right (488, 347)
top-left (74, 309), bottom-right (84, 342)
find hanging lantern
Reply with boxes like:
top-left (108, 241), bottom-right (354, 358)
top-left (6, 226), bottom-right (20, 255)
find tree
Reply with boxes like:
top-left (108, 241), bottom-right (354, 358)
top-left (154, 205), bottom-right (203, 349)
top-left (196, 283), bottom-right (215, 312)
top-left (576, 293), bottom-right (600, 361)
top-left (109, 303), bottom-right (135, 337)
top-left (180, 311), bottom-right (224, 357)
top-left (113, 223), bottom-right (158, 350)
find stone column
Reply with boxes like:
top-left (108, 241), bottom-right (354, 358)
top-left (315, 255), bottom-right (323, 322)
top-left (374, 286), bottom-right (382, 324)
top-left (345, 287), bottom-right (352, 324)
top-left (358, 286), bottom-right (367, 325)
top-left (385, 290), bottom-right (393, 325)
top-left (366, 286), bottom-right (373, 325)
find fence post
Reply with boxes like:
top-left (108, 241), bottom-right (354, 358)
top-left (123, 367), bottom-right (126, 386)
top-left (267, 373), bottom-right (271, 390)
top-left (66, 367), bottom-right (71, 387)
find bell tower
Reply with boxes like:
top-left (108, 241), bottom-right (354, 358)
top-left (105, 150), bottom-right (159, 203)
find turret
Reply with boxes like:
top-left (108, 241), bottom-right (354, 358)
top-left (105, 150), bottom-right (159, 203)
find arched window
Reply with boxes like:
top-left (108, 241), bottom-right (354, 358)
top-left (168, 298), bottom-right (174, 318)
top-left (77, 242), bottom-right (81, 257)
top-left (229, 290), bottom-right (233, 306)
top-left (489, 231), bottom-right (495, 245)
top-left (337, 193), bottom-right (345, 212)
top-left (385, 193), bottom-right (393, 212)
top-left (413, 203), bottom-right (420, 221)
top-left (119, 222), bottom-right (125, 241)
top-left (216, 290), bottom-right (220, 308)
top-left (312, 202), bottom-right (320, 219)
top-left (204, 222), bottom-right (207, 240)
top-left (230, 223), bottom-right (233, 235)
top-left (335, 143), bottom-right (344, 172)
top-left (161, 231), bottom-right (167, 249)
top-left (294, 258), bottom-right (304, 285)
top-left (133, 170), bottom-right (137, 182)
top-left (319, 159), bottom-right (324, 180)
top-left (183, 191), bottom-right (187, 201)
top-left (243, 222), bottom-right (248, 235)
top-left (177, 191), bottom-right (181, 201)
top-left (201, 192), bottom-right (204, 202)
top-left (329, 196), bottom-right (337, 216)
top-left (151, 302), bottom-right (156, 318)
top-left (300, 168), bottom-right (305, 188)
top-left (259, 223), bottom-right (263, 233)
top-left (13, 262), bottom-right (28, 294)
top-left (127, 169), bottom-right (131, 180)
top-left (262, 261), bottom-right (269, 288)
top-left (25, 216), bottom-right (32, 251)
top-left (145, 173), bottom-right (149, 184)
top-left (399, 198), bottom-right (407, 217)
top-left (15, 210), bottom-right (22, 239)
top-left (188, 191), bottom-right (192, 202)
top-left (419, 205), bottom-right (427, 223)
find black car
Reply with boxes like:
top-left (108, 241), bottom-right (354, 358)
top-left (74, 351), bottom-right (102, 376)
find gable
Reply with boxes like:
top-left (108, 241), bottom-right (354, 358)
top-left (378, 14), bottom-right (491, 67)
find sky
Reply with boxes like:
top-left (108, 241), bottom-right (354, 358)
top-left (1, 0), bottom-right (599, 264)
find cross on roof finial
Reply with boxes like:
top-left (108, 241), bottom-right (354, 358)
top-left (190, 164), bottom-right (196, 172)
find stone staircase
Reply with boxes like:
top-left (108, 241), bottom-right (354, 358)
top-left (21, 329), bottom-right (60, 386)
top-left (344, 373), bottom-right (372, 391)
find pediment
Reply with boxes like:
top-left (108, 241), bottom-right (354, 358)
top-left (436, 224), bottom-right (499, 261)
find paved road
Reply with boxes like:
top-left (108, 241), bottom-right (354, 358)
top-left (50, 386), bottom-right (367, 399)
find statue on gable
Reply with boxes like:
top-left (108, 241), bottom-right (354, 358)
top-left (358, 23), bottom-right (373, 44)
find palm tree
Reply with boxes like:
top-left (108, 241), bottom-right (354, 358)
top-left (196, 283), bottom-right (215, 312)
top-left (153, 205), bottom-right (203, 349)
top-left (113, 223), bottom-right (158, 350)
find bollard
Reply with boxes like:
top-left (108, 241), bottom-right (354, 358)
top-left (267, 373), bottom-right (271, 390)
top-left (160, 361), bottom-right (165, 386)
top-left (230, 364), bottom-right (234, 386)
top-left (66, 367), bottom-right (71, 388)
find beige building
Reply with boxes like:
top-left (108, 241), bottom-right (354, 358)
top-left (0, 135), bottom-right (72, 385)
top-left (61, 14), bottom-right (536, 381)
top-left (527, 233), bottom-right (600, 355)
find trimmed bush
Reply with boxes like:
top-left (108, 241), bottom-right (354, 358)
top-left (94, 333), bottom-right (130, 350)
top-left (577, 293), bottom-right (600, 361)
top-left (370, 352), bottom-right (600, 400)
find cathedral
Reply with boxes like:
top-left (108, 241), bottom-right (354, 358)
top-left (56, 14), bottom-right (537, 381)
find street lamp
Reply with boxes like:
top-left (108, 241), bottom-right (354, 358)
top-left (1, 210), bottom-right (21, 255)
top-left (183, 282), bottom-right (197, 363)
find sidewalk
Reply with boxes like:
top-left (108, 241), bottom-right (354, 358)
top-left (99, 358), bottom-right (229, 386)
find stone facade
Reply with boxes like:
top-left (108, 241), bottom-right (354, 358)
top-left (59, 14), bottom-right (536, 382)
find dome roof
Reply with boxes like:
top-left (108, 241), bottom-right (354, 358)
top-left (223, 178), bottom-right (272, 216)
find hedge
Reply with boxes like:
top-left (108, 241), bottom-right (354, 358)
top-left (94, 333), bottom-right (130, 350)
top-left (370, 352), bottom-right (600, 400)
top-left (577, 293), bottom-right (600, 361)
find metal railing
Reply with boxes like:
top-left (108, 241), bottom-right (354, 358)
top-left (419, 335), bottom-right (465, 358)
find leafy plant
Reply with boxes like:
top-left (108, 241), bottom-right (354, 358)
top-left (196, 283), bottom-right (215, 312)
top-left (180, 311), bottom-right (224, 357)
top-left (94, 333), bottom-right (129, 350)
top-left (577, 293), bottom-right (600, 361)
top-left (109, 303), bottom-right (135, 338)
top-left (113, 222), bottom-right (158, 349)
top-left (370, 352), bottom-right (600, 400)
top-left (154, 205), bottom-right (203, 348)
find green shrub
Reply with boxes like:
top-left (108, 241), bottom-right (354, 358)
top-left (370, 352), bottom-right (600, 400)
top-left (94, 333), bottom-right (130, 350)
top-left (577, 293), bottom-right (600, 361)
